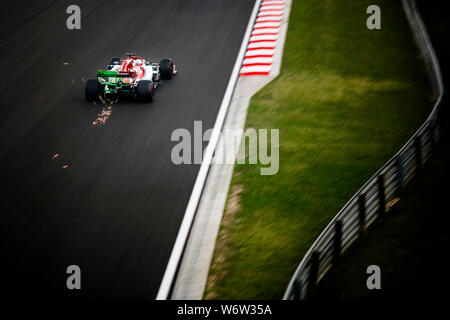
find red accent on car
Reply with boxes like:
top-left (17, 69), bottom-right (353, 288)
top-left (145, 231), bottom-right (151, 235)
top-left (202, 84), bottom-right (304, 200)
top-left (120, 57), bottom-right (146, 80)
top-left (239, 71), bottom-right (270, 76)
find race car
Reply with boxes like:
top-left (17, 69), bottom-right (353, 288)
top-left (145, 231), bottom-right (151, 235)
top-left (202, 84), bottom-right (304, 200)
top-left (85, 53), bottom-right (177, 102)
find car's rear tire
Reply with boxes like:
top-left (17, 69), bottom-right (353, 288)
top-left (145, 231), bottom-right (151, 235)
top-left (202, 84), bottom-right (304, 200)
top-left (136, 80), bottom-right (154, 102)
top-left (160, 58), bottom-right (174, 80)
top-left (85, 79), bottom-right (101, 102)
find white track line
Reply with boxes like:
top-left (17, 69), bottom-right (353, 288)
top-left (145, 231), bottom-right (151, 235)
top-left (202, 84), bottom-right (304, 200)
top-left (248, 41), bottom-right (277, 48)
top-left (252, 28), bottom-right (280, 35)
top-left (245, 48), bottom-right (275, 56)
top-left (155, 0), bottom-right (263, 300)
top-left (243, 56), bottom-right (274, 64)
top-left (259, 5), bottom-right (284, 10)
top-left (254, 21), bottom-right (281, 28)
top-left (258, 11), bottom-right (283, 16)
top-left (240, 65), bottom-right (272, 73)
top-left (250, 34), bottom-right (278, 41)
top-left (256, 16), bottom-right (282, 22)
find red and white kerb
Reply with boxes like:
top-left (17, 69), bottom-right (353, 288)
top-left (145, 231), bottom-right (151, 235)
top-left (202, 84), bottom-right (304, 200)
top-left (240, 0), bottom-right (285, 77)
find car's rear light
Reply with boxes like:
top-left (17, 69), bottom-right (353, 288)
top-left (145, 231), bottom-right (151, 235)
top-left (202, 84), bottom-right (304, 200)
top-left (99, 77), bottom-right (118, 84)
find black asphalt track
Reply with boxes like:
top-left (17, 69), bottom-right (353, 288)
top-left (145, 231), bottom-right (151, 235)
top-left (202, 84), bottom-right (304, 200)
top-left (0, 0), bottom-right (254, 299)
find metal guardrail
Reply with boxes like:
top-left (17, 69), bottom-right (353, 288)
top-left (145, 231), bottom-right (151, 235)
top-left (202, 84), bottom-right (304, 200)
top-left (283, 0), bottom-right (444, 300)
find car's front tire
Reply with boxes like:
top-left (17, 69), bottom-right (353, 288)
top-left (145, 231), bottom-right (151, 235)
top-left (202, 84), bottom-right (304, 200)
top-left (136, 80), bottom-right (154, 102)
top-left (85, 79), bottom-right (101, 102)
top-left (160, 58), bottom-right (174, 80)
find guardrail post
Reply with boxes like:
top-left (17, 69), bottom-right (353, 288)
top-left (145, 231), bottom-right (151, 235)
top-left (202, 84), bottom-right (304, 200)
top-left (293, 279), bottom-right (302, 300)
top-left (333, 220), bottom-right (342, 265)
top-left (358, 194), bottom-right (366, 236)
top-left (377, 174), bottom-right (386, 215)
top-left (414, 135), bottom-right (422, 171)
top-left (307, 251), bottom-right (319, 298)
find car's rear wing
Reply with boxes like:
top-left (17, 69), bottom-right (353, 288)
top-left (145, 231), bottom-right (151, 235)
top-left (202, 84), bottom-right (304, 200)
top-left (97, 70), bottom-right (133, 86)
top-left (97, 70), bottom-right (133, 78)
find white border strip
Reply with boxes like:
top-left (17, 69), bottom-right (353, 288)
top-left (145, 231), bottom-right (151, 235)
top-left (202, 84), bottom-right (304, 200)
top-left (156, 0), bottom-right (263, 300)
top-left (402, 0), bottom-right (444, 97)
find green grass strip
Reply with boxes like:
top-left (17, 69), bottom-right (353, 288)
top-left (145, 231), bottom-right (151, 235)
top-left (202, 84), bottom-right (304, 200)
top-left (205, 0), bottom-right (432, 299)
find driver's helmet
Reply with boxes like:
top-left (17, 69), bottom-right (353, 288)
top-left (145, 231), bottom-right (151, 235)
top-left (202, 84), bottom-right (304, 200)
top-left (133, 58), bottom-right (143, 68)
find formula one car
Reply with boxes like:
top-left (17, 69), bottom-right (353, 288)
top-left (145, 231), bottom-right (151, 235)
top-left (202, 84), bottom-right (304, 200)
top-left (85, 53), bottom-right (177, 102)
